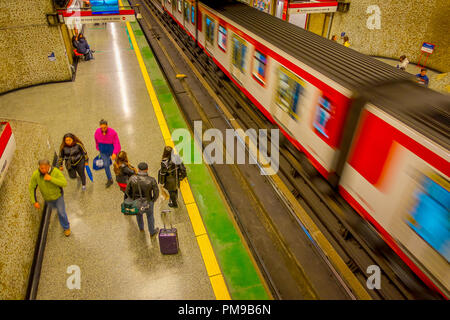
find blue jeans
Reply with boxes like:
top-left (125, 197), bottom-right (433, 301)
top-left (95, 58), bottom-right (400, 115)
top-left (47, 195), bottom-right (70, 230)
top-left (136, 202), bottom-right (157, 235)
top-left (100, 152), bottom-right (112, 180)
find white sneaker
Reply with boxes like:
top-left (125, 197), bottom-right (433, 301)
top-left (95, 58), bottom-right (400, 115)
top-left (82, 185), bottom-right (86, 191)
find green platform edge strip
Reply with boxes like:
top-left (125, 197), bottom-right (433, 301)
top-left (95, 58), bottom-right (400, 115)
top-left (127, 20), bottom-right (269, 300)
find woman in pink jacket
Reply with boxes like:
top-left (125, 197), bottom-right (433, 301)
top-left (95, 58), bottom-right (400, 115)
top-left (94, 119), bottom-right (121, 187)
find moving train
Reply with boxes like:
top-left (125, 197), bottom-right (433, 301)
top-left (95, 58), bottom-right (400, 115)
top-left (0, 122), bottom-right (16, 188)
top-left (159, 0), bottom-right (449, 298)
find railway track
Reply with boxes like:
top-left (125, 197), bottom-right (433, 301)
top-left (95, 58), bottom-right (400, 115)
top-left (135, 0), bottom-right (439, 300)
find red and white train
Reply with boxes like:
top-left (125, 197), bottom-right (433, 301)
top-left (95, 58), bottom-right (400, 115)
top-left (159, 0), bottom-right (450, 298)
top-left (0, 122), bottom-right (16, 188)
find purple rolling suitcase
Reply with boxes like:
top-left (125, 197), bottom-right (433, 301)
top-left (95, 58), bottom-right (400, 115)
top-left (158, 209), bottom-right (179, 255)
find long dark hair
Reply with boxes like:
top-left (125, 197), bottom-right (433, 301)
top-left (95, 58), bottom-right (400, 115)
top-left (162, 146), bottom-right (173, 160)
top-left (113, 151), bottom-right (136, 175)
top-left (60, 133), bottom-right (84, 152)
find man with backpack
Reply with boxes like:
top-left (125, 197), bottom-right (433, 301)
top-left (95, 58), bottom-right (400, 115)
top-left (158, 146), bottom-right (187, 209)
top-left (125, 162), bottom-right (159, 237)
top-left (29, 159), bottom-right (71, 236)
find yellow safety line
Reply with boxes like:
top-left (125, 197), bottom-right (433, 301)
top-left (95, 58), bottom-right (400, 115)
top-left (121, 1), bottom-right (230, 300)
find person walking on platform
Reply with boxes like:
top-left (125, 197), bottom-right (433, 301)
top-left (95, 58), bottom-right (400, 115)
top-left (416, 69), bottom-right (429, 87)
top-left (158, 146), bottom-right (187, 209)
top-left (126, 162), bottom-right (160, 236)
top-left (113, 151), bottom-right (137, 198)
top-left (29, 159), bottom-right (71, 236)
top-left (397, 55), bottom-right (409, 71)
top-left (58, 133), bottom-right (89, 191)
top-left (94, 119), bottom-right (121, 188)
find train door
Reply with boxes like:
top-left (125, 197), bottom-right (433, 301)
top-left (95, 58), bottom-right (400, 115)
top-left (230, 34), bottom-right (248, 86)
top-left (204, 14), bottom-right (215, 53)
top-left (406, 173), bottom-right (450, 263)
top-left (183, 0), bottom-right (190, 29)
top-left (275, 0), bottom-right (285, 19)
top-left (271, 66), bottom-right (306, 136)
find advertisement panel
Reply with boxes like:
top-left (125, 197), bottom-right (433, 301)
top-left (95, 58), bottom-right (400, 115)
top-left (91, 0), bottom-right (120, 14)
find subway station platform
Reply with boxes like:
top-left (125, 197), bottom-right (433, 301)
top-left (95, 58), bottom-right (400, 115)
top-left (0, 19), bottom-right (268, 299)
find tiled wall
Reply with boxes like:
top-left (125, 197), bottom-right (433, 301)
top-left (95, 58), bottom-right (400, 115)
top-left (330, 0), bottom-right (449, 72)
top-left (0, 119), bottom-right (55, 299)
top-left (0, 0), bottom-right (72, 94)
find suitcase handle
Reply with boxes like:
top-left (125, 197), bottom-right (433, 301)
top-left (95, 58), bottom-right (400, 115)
top-left (161, 209), bottom-right (173, 229)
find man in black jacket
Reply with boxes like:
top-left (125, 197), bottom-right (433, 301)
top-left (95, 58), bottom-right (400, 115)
top-left (126, 162), bottom-right (160, 236)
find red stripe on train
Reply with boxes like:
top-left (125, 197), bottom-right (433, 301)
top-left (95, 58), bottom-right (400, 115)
top-left (0, 122), bottom-right (12, 160)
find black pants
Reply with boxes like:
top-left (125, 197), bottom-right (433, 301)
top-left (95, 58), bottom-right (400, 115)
top-left (169, 190), bottom-right (178, 207)
top-left (68, 160), bottom-right (86, 186)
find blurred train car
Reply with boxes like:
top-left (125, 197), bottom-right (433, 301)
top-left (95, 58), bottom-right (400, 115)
top-left (0, 122), bottom-right (16, 187)
top-left (339, 82), bottom-right (449, 297)
top-left (160, 0), bottom-right (449, 298)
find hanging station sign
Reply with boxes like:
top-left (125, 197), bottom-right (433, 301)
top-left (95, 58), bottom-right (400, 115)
top-left (288, 1), bottom-right (338, 14)
top-left (61, 9), bottom-right (136, 25)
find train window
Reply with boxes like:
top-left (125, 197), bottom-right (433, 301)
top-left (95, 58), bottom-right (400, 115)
top-left (313, 96), bottom-right (333, 138)
top-left (191, 5), bottom-right (195, 24)
top-left (184, 1), bottom-right (189, 21)
top-left (275, 67), bottom-right (305, 120)
top-left (205, 16), bottom-right (215, 44)
top-left (232, 35), bottom-right (247, 73)
top-left (218, 25), bottom-right (227, 51)
top-left (252, 50), bottom-right (267, 85)
top-left (177, 0), bottom-right (182, 12)
top-left (407, 174), bottom-right (450, 262)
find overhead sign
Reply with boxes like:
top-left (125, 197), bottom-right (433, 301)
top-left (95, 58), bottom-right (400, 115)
top-left (62, 10), bottom-right (136, 25)
top-left (421, 42), bottom-right (435, 54)
top-left (91, 0), bottom-right (120, 14)
top-left (289, 1), bottom-right (338, 14)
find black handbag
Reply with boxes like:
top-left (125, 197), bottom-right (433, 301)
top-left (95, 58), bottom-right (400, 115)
top-left (121, 180), bottom-right (149, 215)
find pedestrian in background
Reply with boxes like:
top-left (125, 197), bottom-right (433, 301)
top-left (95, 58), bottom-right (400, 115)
top-left (416, 69), bottom-right (429, 86)
top-left (343, 36), bottom-right (350, 47)
top-left (77, 33), bottom-right (94, 61)
top-left (397, 55), bottom-right (409, 71)
top-left (126, 162), bottom-right (160, 237)
top-left (29, 159), bottom-right (71, 236)
top-left (158, 146), bottom-right (186, 208)
top-left (94, 119), bottom-right (121, 188)
top-left (58, 133), bottom-right (89, 191)
top-left (113, 151), bottom-right (137, 198)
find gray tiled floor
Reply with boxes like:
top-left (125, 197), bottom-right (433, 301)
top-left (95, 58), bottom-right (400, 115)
top-left (0, 23), bottom-right (214, 299)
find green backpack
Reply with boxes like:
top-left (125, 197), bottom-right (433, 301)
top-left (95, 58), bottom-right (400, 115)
top-left (121, 181), bottom-right (148, 215)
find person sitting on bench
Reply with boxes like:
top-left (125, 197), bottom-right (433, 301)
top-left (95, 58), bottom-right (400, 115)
top-left (77, 34), bottom-right (94, 61)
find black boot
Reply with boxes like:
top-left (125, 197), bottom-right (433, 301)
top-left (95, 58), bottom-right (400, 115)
top-left (105, 179), bottom-right (113, 188)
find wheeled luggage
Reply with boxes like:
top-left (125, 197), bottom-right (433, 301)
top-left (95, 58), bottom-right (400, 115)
top-left (158, 209), bottom-right (179, 254)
